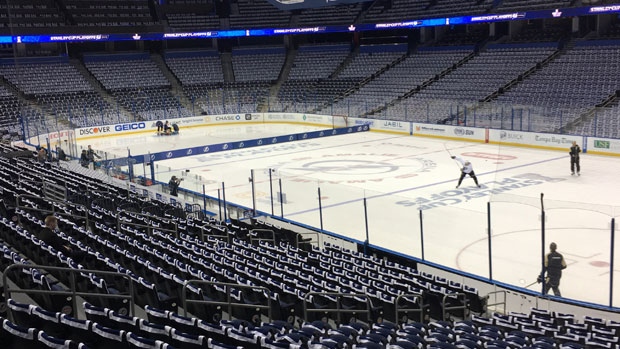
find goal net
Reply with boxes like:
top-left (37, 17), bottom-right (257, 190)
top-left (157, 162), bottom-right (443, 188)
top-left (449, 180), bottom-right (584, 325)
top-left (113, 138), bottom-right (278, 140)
top-left (332, 114), bottom-right (349, 129)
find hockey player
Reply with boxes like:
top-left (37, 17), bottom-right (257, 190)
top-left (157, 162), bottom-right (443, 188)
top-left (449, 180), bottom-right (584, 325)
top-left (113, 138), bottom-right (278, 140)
top-left (537, 242), bottom-right (567, 296)
top-left (451, 156), bottom-right (481, 189)
top-left (569, 141), bottom-right (581, 176)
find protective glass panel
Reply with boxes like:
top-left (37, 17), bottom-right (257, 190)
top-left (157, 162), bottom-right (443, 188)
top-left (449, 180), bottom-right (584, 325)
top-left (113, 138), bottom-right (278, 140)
top-left (489, 199), bottom-right (542, 291)
top-left (318, 180), bottom-right (367, 242)
top-left (421, 204), bottom-right (489, 278)
top-left (278, 171), bottom-right (322, 230)
top-left (544, 200), bottom-right (615, 305)
top-left (366, 190), bottom-right (423, 259)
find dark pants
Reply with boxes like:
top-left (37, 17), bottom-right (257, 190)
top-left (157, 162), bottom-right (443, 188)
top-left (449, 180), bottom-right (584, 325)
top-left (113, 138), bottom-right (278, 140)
top-left (457, 171), bottom-right (479, 187)
top-left (543, 276), bottom-right (561, 296)
top-left (571, 156), bottom-right (580, 174)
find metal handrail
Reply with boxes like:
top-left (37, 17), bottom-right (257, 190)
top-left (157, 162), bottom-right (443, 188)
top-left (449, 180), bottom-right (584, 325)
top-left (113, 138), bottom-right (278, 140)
top-left (442, 292), bottom-right (467, 320)
top-left (395, 292), bottom-right (426, 323)
top-left (181, 280), bottom-right (272, 322)
top-left (116, 209), bottom-right (178, 238)
top-left (303, 291), bottom-right (377, 324)
top-left (296, 231), bottom-right (319, 249)
top-left (3, 263), bottom-right (135, 319)
top-left (16, 194), bottom-right (89, 228)
top-left (249, 229), bottom-right (276, 245)
top-left (487, 290), bottom-right (507, 314)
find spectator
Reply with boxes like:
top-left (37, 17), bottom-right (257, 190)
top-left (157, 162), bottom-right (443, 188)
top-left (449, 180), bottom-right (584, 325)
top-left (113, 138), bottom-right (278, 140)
top-left (57, 147), bottom-right (67, 161)
top-left (168, 175), bottom-right (183, 197)
top-left (37, 147), bottom-right (47, 163)
top-left (39, 216), bottom-right (71, 255)
top-left (87, 145), bottom-right (101, 169)
top-left (80, 150), bottom-right (89, 168)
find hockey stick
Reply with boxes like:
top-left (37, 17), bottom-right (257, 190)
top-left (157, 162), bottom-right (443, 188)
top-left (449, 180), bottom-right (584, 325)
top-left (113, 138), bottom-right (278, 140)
top-left (524, 281), bottom-right (538, 288)
top-left (540, 192), bottom-right (545, 211)
top-left (444, 143), bottom-right (462, 169)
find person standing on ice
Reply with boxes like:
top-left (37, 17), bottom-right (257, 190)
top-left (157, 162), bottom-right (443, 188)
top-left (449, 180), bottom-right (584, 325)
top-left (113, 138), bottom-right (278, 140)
top-left (451, 156), bottom-right (481, 189)
top-left (569, 141), bottom-right (581, 176)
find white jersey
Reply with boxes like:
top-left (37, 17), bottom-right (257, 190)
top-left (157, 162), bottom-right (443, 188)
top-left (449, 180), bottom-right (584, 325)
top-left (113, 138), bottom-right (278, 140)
top-left (454, 157), bottom-right (474, 174)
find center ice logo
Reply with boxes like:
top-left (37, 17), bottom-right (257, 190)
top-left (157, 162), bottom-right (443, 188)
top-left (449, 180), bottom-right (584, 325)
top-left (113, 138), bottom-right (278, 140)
top-left (279, 153), bottom-right (435, 183)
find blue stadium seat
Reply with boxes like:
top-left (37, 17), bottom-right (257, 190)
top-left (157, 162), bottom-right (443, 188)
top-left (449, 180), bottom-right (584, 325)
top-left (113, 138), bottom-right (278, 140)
top-left (1, 317), bottom-right (39, 349)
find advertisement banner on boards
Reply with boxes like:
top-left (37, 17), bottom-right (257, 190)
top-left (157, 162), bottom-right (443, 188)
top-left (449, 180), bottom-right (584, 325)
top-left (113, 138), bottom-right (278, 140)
top-left (412, 123), bottom-right (485, 140)
top-left (76, 116), bottom-right (212, 139)
top-left (488, 129), bottom-right (582, 150)
top-left (354, 118), bottom-right (408, 133)
top-left (587, 137), bottom-right (620, 156)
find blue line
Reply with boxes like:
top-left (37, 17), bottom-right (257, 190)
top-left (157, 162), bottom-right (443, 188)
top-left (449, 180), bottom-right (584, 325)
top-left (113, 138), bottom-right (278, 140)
top-left (156, 134), bottom-right (408, 174)
top-left (286, 155), bottom-right (567, 217)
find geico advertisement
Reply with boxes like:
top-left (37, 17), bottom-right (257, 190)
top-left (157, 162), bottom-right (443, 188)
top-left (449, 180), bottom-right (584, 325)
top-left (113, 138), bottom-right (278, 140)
top-left (76, 122), bottom-right (147, 138)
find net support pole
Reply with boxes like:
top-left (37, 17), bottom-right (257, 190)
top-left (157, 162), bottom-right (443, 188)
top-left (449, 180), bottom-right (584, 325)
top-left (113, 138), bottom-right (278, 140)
top-left (610, 218), bottom-right (615, 307)
top-left (269, 169), bottom-right (274, 216)
top-left (487, 201), bottom-right (493, 281)
top-left (46, 138), bottom-right (52, 162)
top-left (217, 188), bottom-right (222, 220)
top-left (149, 155), bottom-right (155, 182)
top-left (318, 186), bottom-right (324, 231)
top-left (419, 210), bottom-right (425, 261)
top-left (222, 182), bottom-right (228, 222)
top-left (250, 169), bottom-right (256, 217)
top-left (126, 148), bottom-right (132, 182)
top-left (363, 197), bottom-right (369, 256)
top-left (540, 193), bottom-right (546, 295)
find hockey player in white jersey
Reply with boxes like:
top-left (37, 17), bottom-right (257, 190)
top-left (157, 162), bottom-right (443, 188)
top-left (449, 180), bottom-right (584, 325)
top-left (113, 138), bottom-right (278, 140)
top-left (451, 156), bottom-right (481, 189)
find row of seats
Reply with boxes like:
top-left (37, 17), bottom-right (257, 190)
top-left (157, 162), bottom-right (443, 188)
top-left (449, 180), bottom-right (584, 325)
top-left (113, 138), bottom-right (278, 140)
top-left (2, 37), bottom-right (618, 138)
top-left (6, 292), bottom-right (620, 349)
top-left (0, 148), bottom-right (469, 326)
top-left (329, 49), bottom-right (471, 118)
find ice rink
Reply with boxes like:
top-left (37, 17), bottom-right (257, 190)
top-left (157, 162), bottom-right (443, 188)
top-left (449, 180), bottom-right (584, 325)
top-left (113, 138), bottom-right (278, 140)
top-left (78, 123), bottom-right (620, 308)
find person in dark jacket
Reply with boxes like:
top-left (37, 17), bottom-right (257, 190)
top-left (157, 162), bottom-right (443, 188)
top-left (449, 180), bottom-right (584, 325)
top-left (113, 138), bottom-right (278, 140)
top-left (86, 145), bottom-right (101, 169)
top-left (537, 242), bottom-right (567, 296)
top-left (39, 216), bottom-right (71, 255)
top-left (57, 147), bottom-right (67, 161)
top-left (163, 121), bottom-right (172, 135)
top-left (37, 147), bottom-right (47, 163)
top-left (169, 175), bottom-right (182, 197)
top-left (80, 150), bottom-right (89, 168)
top-left (569, 141), bottom-right (581, 176)
top-left (39, 215), bottom-right (84, 262)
